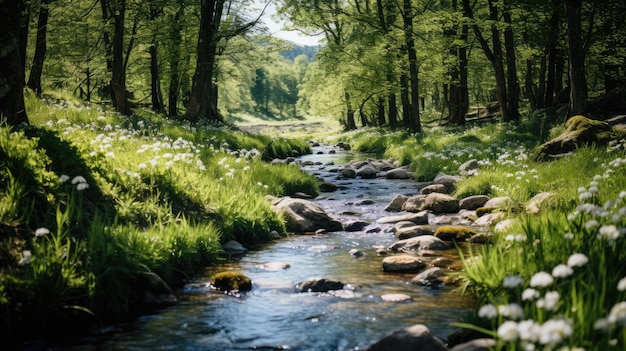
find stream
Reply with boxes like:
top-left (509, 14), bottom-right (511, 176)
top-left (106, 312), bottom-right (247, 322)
top-left (84, 145), bottom-right (475, 351)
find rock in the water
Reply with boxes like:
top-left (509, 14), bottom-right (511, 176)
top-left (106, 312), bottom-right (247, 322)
top-left (211, 272), bottom-right (252, 291)
top-left (381, 293), bottom-right (412, 302)
top-left (434, 226), bottom-right (477, 242)
top-left (419, 184), bottom-right (447, 195)
top-left (341, 167), bottom-right (357, 178)
top-left (356, 165), bottom-right (378, 179)
top-left (389, 235), bottom-right (452, 252)
top-left (411, 267), bottom-right (445, 287)
top-left (349, 248), bottom-right (363, 257)
top-left (382, 254), bottom-right (425, 272)
top-left (384, 194), bottom-right (409, 212)
top-left (268, 196), bottom-right (343, 233)
top-left (256, 262), bottom-right (291, 271)
top-left (137, 272), bottom-right (177, 306)
top-left (386, 168), bottom-right (411, 179)
top-left (403, 193), bottom-right (459, 213)
top-left (344, 220), bottom-right (370, 232)
top-left (364, 324), bottom-right (448, 351)
top-left (449, 338), bottom-right (496, 351)
top-left (459, 159), bottom-right (479, 176)
top-left (319, 182), bottom-right (338, 192)
top-left (459, 195), bottom-right (490, 210)
top-left (222, 240), bottom-right (247, 254)
top-left (377, 211), bottom-right (429, 225)
top-left (296, 277), bottom-right (344, 293)
top-left (395, 225), bottom-right (437, 240)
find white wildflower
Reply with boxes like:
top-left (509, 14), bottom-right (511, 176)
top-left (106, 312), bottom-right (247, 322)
top-left (497, 321), bottom-right (519, 342)
top-left (567, 253), bottom-right (589, 267)
top-left (539, 319), bottom-right (573, 346)
top-left (564, 232), bottom-right (574, 240)
top-left (59, 174), bottom-right (70, 183)
top-left (594, 318), bottom-right (610, 331)
top-left (530, 272), bottom-right (554, 287)
top-left (517, 319), bottom-right (541, 342)
top-left (522, 288), bottom-right (540, 301)
top-left (552, 264), bottom-right (573, 278)
top-left (608, 301), bottom-right (626, 326)
top-left (138, 163), bottom-right (147, 170)
top-left (71, 175), bottom-right (87, 184)
top-left (597, 224), bottom-right (621, 242)
top-left (498, 303), bottom-right (524, 319)
top-left (537, 291), bottom-right (560, 311)
top-left (18, 250), bottom-right (32, 266)
top-left (478, 304), bottom-right (498, 319)
top-left (76, 182), bottom-right (89, 191)
top-left (585, 220), bottom-right (599, 230)
top-left (34, 227), bottom-right (50, 237)
top-left (617, 277), bottom-right (626, 292)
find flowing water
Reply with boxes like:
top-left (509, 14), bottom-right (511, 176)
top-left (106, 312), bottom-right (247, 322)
top-left (87, 146), bottom-right (475, 351)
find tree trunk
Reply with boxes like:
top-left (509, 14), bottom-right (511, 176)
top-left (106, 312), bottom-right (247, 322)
top-left (525, 60), bottom-right (538, 110)
top-left (503, 6), bottom-right (520, 121)
top-left (565, 0), bottom-right (588, 116)
top-left (344, 91), bottom-right (357, 130)
top-left (544, 1), bottom-right (560, 106)
top-left (100, 0), bottom-right (113, 72)
top-left (167, 1), bottom-right (184, 117)
top-left (447, 0), bottom-right (469, 125)
top-left (400, 72), bottom-right (410, 128)
top-left (149, 43), bottom-right (164, 113)
top-left (185, 0), bottom-right (225, 123)
top-left (377, 96), bottom-right (386, 126)
top-left (388, 93), bottom-right (398, 129)
top-left (402, 0), bottom-right (420, 133)
top-left (488, 0), bottom-right (509, 121)
top-left (27, 0), bottom-right (52, 97)
top-left (0, 0), bottom-right (29, 125)
top-left (110, 0), bottom-right (130, 115)
top-left (18, 0), bottom-right (31, 77)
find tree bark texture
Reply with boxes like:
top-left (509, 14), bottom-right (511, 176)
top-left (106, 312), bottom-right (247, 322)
top-left (447, 0), bottom-right (469, 125)
top-left (503, 6), bottom-right (520, 121)
top-left (110, 0), bottom-right (130, 115)
top-left (0, 0), bottom-right (29, 125)
top-left (185, 0), bottom-right (225, 123)
top-left (565, 0), bottom-right (588, 116)
top-left (402, 0), bottom-right (421, 133)
top-left (27, 0), bottom-right (52, 97)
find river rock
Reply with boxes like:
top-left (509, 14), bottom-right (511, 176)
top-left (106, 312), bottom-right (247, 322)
top-left (268, 196), bottom-right (343, 233)
top-left (483, 196), bottom-right (514, 209)
top-left (349, 248), bottom-right (363, 257)
top-left (382, 255), bottom-right (426, 273)
top-left (419, 184), bottom-right (448, 195)
top-left (296, 277), bottom-right (344, 293)
top-left (394, 221), bottom-right (418, 232)
top-left (386, 168), bottom-right (411, 179)
top-left (403, 193), bottom-right (459, 213)
top-left (377, 211), bottom-right (429, 225)
top-left (493, 218), bottom-right (517, 233)
top-left (341, 167), bottom-right (357, 178)
top-left (256, 262), bottom-right (291, 271)
top-left (384, 194), bottom-right (409, 212)
top-left (430, 257), bottom-right (454, 268)
top-left (356, 165), bottom-right (378, 179)
top-left (459, 195), bottom-right (490, 210)
top-left (136, 272), bottom-right (177, 307)
top-left (319, 182), bottom-right (338, 192)
top-left (336, 141), bottom-right (351, 150)
top-left (389, 235), bottom-right (452, 252)
top-left (381, 293), bottom-right (412, 302)
top-left (211, 272), bottom-right (252, 292)
top-left (449, 338), bottom-right (496, 351)
top-left (411, 267), bottom-right (445, 287)
top-left (396, 225), bottom-right (437, 239)
top-left (344, 220), bottom-right (370, 232)
top-left (222, 240), bottom-right (247, 254)
top-left (364, 324), bottom-right (448, 351)
top-left (526, 191), bottom-right (556, 214)
top-left (459, 159), bottom-right (479, 176)
top-left (472, 212), bottom-right (505, 227)
top-left (431, 173), bottom-right (462, 193)
top-left (434, 226), bottom-right (477, 242)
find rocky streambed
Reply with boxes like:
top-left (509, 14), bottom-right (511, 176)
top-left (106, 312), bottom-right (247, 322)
top-left (85, 142), bottom-right (534, 351)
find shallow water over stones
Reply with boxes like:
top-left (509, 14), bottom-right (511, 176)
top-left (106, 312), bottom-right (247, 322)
top-left (87, 145), bottom-right (476, 351)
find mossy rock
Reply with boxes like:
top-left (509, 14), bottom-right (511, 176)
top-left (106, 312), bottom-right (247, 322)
top-left (533, 115), bottom-right (622, 161)
top-left (319, 182), bottom-right (338, 192)
top-left (211, 272), bottom-right (252, 291)
top-left (434, 226), bottom-right (477, 242)
top-left (476, 207), bottom-right (495, 217)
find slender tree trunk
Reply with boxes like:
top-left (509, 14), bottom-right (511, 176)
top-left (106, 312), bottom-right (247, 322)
top-left (0, 0), bottom-right (29, 125)
top-left (110, 0), bottom-right (130, 115)
top-left (100, 0), bottom-right (113, 72)
top-left (400, 72), bottom-right (411, 128)
top-left (503, 6), bottom-right (520, 121)
top-left (377, 96), bottom-right (386, 126)
top-left (488, 0), bottom-right (508, 120)
top-left (526, 60), bottom-right (537, 110)
top-left (167, 1), bottom-right (184, 117)
top-left (27, 0), bottom-right (52, 97)
top-left (388, 93), bottom-right (398, 129)
top-left (544, 0), bottom-right (560, 106)
top-left (565, 0), bottom-right (588, 116)
top-left (185, 0), bottom-right (225, 122)
top-left (402, 0), bottom-right (420, 133)
top-left (18, 0), bottom-right (31, 77)
top-left (344, 91), bottom-right (356, 130)
top-left (447, 0), bottom-right (469, 125)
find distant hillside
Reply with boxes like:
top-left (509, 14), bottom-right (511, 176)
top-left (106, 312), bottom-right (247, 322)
top-left (280, 42), bottom-right (321, 61)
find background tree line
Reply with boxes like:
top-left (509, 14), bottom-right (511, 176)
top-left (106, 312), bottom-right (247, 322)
top-left (1, 0), bottom-right (625, 131)
top-left (0, 0), bottom-right (313, 126)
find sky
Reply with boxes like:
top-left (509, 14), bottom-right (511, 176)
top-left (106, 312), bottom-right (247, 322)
top-left (252, 1), bottom-right (324, 46)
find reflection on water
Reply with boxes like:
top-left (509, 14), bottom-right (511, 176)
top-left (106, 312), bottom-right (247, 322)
top-left (92, 147), bottom-right (475, 351)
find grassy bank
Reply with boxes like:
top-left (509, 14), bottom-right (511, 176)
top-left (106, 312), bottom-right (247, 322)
top-left (0, 92), bottom-right (317, 345)
top-left (331, 116), bottom-right (626, 350)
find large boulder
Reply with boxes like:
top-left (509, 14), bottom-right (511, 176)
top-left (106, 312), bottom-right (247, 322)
top-left (534, 115), bottom-right (623, 160)
top-left (269, 196), bottom-right (343, 233)
top-left (459, 159), bottom-right (479, 176)
top-left (377, 211), bottom-right (429, 225)
top-left (411, 267), bottom-right (446, 287)
top-left (211, 272), bottom-right (252, 292)
top-left (356, 165), bottom-right (378, 179)
top-left (459, 195), bottom-right (490, 210)
top-left (395, 225), bottom-right (438, 240)
top-left (364, 324), bottom-right (448, 351)
top-left (419, 184), bottom-right (448, 195)
top-left (403, 193), bottom-right (459, 213)
top-left (383, 194), bottom-right (409, 212)
top-left (386, 168), bottom-right (412, 179)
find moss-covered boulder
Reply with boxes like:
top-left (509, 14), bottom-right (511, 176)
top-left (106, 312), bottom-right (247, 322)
top-left (434, 226), bottom-right (477, 242)
top-left (534, 115), bottom-right (623, 161)
top-left (211, 272), bottom-right (252, 291)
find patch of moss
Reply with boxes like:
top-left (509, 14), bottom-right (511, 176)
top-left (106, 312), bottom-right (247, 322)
top-left (476, 207), bottom-right (495, 217)
top-left (211, 272), bottom-right (252, 291)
